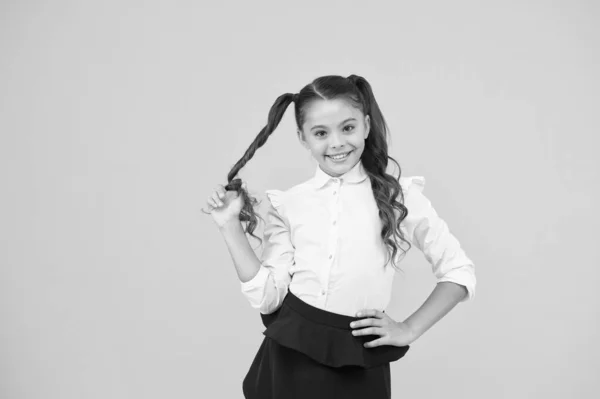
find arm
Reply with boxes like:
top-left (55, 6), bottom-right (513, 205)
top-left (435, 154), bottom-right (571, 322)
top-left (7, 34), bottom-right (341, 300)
top-left (399, 177), bottom-right (476, 337)
top-left (348, 177), bottom-right (476, 346)
top-left (403, 281), bottom-right (467, 340)
top-left (223, 190), bottom-right (294, 314)
top-left (219, 220), bottom-right (262, 283)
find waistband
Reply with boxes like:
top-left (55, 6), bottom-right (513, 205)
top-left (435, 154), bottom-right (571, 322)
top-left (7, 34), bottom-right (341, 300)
top-left (284, 289), bottom-right (364, 329)
top-left (259, 289), bottom-right (410, 368)
top-left (261, 290), bottom-right (386, 330)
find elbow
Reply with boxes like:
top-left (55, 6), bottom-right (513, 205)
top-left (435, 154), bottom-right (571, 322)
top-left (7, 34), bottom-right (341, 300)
top-left (248, 289), bottom-right (287, 314)
top-left (256, 300), bottom-right (283, 315)
top-left (436, 264), bottom-right (476, 302)
top-left (242, 277), bottom-right (289, 314)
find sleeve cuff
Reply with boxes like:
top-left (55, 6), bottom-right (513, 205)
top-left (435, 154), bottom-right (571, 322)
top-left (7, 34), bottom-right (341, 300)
top-left (437, 267), bottom-right (476, 302)
top-left (240, 264), bottom-right (272, 310)
top-left (240, 264), bottom-right (270, 292)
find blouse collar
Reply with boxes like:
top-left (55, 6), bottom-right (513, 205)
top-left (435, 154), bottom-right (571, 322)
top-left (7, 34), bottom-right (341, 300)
top-left (312, 158), bottom-right (368, 189)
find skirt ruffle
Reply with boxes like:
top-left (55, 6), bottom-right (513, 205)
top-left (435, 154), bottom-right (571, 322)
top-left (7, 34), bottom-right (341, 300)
top-left (243, 291), bottom-right (410, 398)
top-left (260, 291), bottom-right (410, 368)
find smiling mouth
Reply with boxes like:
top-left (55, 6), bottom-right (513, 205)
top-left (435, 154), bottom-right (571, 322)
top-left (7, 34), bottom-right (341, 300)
top-left (326, 150), bottom-right (353, 160)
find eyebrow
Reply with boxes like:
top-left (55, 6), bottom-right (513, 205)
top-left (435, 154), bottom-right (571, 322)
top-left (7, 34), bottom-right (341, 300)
top-left (310, 118), bottom-right (357, 131)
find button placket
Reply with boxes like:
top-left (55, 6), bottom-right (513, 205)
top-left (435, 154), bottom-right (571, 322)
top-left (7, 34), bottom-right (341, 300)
top-left (322, 178), bottom-right (340, 300)
top-left (328, 178), bottom-right (340, 261)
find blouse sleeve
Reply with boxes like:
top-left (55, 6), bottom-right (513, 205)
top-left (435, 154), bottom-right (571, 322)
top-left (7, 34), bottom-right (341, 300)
top-left (398, 176), bottom-right (476, 302)
top-left (239, 189), bottom-right (295, 314)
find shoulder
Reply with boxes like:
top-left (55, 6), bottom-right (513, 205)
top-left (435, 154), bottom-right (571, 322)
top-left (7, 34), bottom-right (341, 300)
top-left (398, 175), bottom-right (431, 216)
top-left (399, 175), bottom-right (426, 194)
top-left (264, 176), bottom-right (314, 213)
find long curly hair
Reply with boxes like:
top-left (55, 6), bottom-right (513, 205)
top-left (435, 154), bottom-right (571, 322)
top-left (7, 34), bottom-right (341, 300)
top-left (211, 74), bottom-right (411, 270)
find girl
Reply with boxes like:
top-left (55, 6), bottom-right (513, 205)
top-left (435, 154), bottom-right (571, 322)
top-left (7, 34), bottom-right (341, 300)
top-left (203, 74), bottom-right (476, 399)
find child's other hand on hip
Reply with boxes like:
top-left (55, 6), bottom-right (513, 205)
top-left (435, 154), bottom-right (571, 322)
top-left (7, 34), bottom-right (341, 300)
top-left (349, 309), bottom-right (417, 348)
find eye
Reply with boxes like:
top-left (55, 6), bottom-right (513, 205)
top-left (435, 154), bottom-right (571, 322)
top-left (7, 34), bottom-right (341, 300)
top-left (314, 125), bottom-right (354, 137)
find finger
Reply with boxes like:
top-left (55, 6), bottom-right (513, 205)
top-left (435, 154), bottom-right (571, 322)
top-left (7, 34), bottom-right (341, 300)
top-left (350, 318), bottom-right (382, 329)
top-left (200, 206), bottom-right (213, 214)
top-left (364, 336), bottom-right (389, 348)
top-left (211, 193), bottom-right (224, 207)
top-left (352, 326), bottom-right (385, 337)
top-left (208, 197), bottom-right (220, 208)
top-left (213, 186), bottom-right (225, 199)
top-left (356, 309), bottom-right (385, 319)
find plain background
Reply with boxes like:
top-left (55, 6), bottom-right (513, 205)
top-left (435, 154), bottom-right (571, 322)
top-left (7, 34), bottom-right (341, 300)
top-left (1, 1), bottom-right (598, 398)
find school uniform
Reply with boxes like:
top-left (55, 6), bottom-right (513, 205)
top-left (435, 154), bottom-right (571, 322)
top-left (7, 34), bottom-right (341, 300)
top-left (240, 160), bottom-right (476, 399)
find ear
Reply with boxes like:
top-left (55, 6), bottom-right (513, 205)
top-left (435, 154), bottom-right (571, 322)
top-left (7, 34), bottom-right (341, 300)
top-left (364, 115), bottom-right (371, 139)
top-left (297, 129), bottom-right (309, 150)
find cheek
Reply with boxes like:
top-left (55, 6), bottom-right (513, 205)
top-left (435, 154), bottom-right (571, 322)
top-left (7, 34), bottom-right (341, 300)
top-left (351, 135), bottom-right (366, 148)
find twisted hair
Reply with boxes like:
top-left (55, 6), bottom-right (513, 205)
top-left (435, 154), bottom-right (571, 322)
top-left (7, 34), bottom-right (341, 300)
top-left (213, 74), bottom-right (411, 270)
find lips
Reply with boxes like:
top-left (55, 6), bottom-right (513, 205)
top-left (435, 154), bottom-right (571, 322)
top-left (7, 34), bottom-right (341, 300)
top-left (326, 150), bottom-right (352, 158)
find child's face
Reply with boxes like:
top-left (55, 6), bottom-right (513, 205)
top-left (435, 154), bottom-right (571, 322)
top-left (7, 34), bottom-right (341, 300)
top-left (298, 98), bottom-right (370, 178)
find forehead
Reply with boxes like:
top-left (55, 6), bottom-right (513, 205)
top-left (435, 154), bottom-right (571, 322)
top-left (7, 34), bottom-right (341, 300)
top-left (302, 98), bottom-right (362, 129)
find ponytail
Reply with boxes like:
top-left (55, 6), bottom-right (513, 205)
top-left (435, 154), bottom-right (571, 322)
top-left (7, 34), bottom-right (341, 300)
top-left (346, 74), bottom-right (410, 270)
top-left (220, 92), bottom-right (295, 245)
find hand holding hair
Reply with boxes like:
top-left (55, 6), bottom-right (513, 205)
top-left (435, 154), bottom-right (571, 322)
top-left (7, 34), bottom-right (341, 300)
top-left (349, 309), bottom-right (417, 348)
top-left (202, 181), bottom-right (247, 228)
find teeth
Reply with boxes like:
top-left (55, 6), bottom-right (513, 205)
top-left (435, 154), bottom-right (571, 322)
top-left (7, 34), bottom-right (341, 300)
top-left (329, 151), bottom-right (350, 160)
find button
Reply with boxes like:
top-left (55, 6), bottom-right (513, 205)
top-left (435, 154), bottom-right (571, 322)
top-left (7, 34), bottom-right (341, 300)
top-left (333, 191), bottom-right (337, 195)
top-left (329, 254), bottom-right (333, 259)
top-left (332, 178), bottom-right (338, 183)
top-left (332, 220), bottom-right (336, 225)
top-left (321, 289), bottom-right (326, 296)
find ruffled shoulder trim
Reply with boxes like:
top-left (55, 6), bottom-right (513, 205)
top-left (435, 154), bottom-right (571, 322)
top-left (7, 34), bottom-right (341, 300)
top-left (400, 175), bottom-right (426, 193)
top-left (265, 189), bottom-right (284, 209)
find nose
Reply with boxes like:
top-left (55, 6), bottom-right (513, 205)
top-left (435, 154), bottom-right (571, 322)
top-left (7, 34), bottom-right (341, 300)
top-left (328, 131), bottom-right (346, 149)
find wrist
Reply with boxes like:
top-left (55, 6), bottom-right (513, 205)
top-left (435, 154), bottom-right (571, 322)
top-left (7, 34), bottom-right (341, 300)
top-left (218, 219), bottom-right (242, 232)
top-left (402, 319), bottom-right (423, 342)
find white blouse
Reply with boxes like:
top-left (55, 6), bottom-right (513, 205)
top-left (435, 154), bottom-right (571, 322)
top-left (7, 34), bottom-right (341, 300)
top-left (240, 160), bottom-right (476, 317)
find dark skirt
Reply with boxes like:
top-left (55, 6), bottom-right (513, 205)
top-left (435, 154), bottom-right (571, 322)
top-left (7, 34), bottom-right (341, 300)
top-left (242, 290), bottom-right (410, 399)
